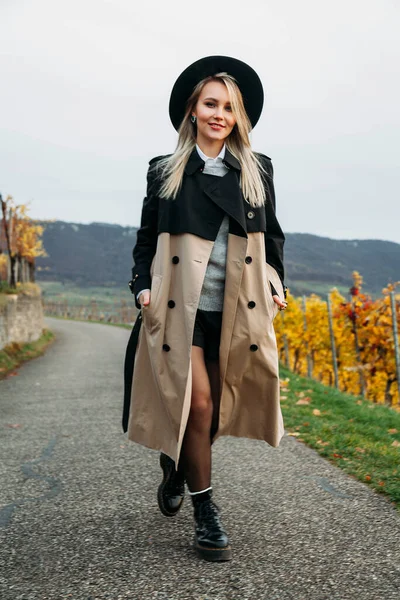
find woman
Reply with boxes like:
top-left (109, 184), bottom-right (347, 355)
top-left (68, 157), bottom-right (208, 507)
top-left (123, 55), bottom-right (288, 562)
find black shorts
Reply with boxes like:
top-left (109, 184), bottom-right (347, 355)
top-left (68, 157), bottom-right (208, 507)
top-left (192, 309), bottom-right (223, 362)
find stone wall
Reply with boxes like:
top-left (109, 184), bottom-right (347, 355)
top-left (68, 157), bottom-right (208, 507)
top-left (0, 289), bottom-right (44, 351)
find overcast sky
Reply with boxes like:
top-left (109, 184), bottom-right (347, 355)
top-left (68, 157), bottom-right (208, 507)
top-left (1, 0), bottom-right (399, 243)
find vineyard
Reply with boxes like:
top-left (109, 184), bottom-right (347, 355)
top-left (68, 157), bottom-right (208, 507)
top-left (275, 272), bottom-right (400, 407)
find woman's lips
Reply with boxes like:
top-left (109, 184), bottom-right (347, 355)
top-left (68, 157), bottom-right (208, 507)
top-left (209, 123), bottom-right (224, 130)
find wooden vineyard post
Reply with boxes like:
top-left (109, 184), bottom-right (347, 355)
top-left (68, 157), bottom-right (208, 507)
top-left (350, 294), bottom-right (366, 398)
top-left (302, 295), bottom-right (313, 378)
top-left (281, 310), bottom-right (290, 368)
top-left (390, 289), bottom-right (400, 405)
top-left (327, 293), bottom-right (339, 389)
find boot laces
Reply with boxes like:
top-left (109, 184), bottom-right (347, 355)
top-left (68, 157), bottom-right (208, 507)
top-left (198, 500), bottom-right (222, 529)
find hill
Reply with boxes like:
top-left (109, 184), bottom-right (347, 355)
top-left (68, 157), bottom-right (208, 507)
top-left (36, 221), bottom-right (400, 298)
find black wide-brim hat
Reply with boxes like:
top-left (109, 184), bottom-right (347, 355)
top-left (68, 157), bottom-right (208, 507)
top-left (169, 55), bottom-right (264, 132)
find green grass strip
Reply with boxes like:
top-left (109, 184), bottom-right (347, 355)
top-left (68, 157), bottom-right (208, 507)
top-left (0, 329), bottom-right (55, 380)
top-left (279, 364), bottom-right (400, 512)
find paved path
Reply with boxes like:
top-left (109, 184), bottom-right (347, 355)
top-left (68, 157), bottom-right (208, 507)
top-left (0, 318), bottom-right (399, 600)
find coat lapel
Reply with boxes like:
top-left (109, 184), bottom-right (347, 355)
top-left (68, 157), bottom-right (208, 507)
top-left (183, 146), bottom-right (247, 235)
top-left (201, 168), bottom-right (247, 236)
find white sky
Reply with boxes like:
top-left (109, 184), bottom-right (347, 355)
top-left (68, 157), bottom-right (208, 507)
top-left (1, 0), bottom-right (399, 242)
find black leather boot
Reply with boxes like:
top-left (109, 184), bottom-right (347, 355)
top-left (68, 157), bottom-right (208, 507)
top-left (193, 496), bottom-right (232, 562)
top-left (157, 453), bottom-right (185, 517)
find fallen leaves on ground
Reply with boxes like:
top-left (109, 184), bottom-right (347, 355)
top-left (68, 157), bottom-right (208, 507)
top-left (297, 396), bottom-right (312, 405)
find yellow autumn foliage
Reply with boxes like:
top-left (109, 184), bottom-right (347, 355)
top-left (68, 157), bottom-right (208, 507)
top-left (0, 253), bottom-right (7, 280)
top-left (275, 271), bottom-right (400, 406)
top-left (1, 200), bottom-right (47, 262)
top-left (13, 204), bottom-right (47, 262)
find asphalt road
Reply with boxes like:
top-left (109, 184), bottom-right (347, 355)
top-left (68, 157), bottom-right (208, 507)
top-left (0, 318), bottom-right (399, 600)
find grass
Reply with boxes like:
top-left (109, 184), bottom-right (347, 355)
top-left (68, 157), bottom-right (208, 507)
top-left (279, 364), bottom-right (400, 511)
top-left (0, 329), bottom-right (55, 380)
top-left (0, 282), bottom-right (42, 296)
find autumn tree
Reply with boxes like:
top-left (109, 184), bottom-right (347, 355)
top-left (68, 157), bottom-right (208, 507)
top-left (0, 194), bottom-right (47, 287)
top-left (14, 204), bottom-right (47, 282)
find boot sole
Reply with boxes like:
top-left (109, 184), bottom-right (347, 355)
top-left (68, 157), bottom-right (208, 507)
top-left (157, 453), bottom-right (184, 518)
top-left (194, 542), bottom-right (232, 562)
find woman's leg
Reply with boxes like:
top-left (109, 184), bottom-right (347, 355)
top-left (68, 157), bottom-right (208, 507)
top-left (182, 344), bottom-right (231, 562)
top-left (180, 345), bottom-right (213, 492)
top-left (206, 359), bottom-right (221, 441)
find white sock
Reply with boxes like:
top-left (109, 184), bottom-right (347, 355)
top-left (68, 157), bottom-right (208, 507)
top-left (188, 486), bottom-right (212, 496)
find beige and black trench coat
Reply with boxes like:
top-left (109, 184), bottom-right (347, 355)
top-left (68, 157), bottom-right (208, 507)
top-left (123, 147), bottom-right (287, 466)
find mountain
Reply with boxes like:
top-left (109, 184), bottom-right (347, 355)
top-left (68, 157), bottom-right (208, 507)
top-left (36, 221), bottom-right (400, 298)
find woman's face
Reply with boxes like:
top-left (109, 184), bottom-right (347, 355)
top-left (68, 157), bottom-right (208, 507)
top-left (192, 81), bottom-right (237, 145)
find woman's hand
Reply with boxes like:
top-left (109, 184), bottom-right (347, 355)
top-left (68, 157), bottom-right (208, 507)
top-left (138, 290), bottom-right (151, 307)
top-left (272, 294), bottom-right (288, 311)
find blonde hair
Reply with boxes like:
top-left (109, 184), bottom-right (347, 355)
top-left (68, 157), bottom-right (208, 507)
top-left (157, 73), bottom-right (269, 207)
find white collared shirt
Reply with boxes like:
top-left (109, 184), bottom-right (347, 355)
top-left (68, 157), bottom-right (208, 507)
top-left (195, 143), bottom-right (226, 163)
top-left (196, 143), bottom-right (228, 178)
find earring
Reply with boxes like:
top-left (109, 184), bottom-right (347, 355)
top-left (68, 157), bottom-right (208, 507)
top-left (190, 115), bottom-right (197, 124)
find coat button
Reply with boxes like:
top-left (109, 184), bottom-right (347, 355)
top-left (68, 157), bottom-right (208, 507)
top-left (172, 256), bottom-right (179, 264)
top-left (162, 344), bottom-right (171, 352)
top-left (248, 301), bottom-right (256, 309)
top-left (245, 256), bottom-right (252, 264)
top-left (247, 211), bottom-right (255, 219)
top-left (250, 344), bottom-right (258, 352)
top-left (168, 300), bottom-right (175, 308)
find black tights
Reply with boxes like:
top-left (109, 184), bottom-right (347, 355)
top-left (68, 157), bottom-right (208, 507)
top-left (178, 346), bottom-right (220, 493)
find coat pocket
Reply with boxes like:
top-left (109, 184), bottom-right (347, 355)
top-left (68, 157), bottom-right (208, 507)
top-left (265, 263), bottom-right (283, 321)
top-left (142, 274), bottom-right (163, 331)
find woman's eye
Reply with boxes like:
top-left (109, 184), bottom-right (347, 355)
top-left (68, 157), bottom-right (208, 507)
top-left (205, 102), bottom-right (232, 111)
